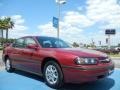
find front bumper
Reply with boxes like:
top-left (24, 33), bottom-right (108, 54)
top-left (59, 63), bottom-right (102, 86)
top-left (62, 62), bottom-right (114, 83)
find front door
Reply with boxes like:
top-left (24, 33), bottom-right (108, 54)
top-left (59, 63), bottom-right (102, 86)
top-left (22, 37), bottom-right (40, 73)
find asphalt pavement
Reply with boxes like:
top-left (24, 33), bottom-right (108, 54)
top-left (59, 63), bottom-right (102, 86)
top-left (0, 69), bottom-right (120, 90)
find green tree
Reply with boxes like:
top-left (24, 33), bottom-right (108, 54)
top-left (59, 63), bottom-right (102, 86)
top-left (0, 17), bottom-right (14, 44)
top-left (0, 38), bottom-right (15, 44)
top-left (3, 17), bottom-right (14, 41)
top-left (118, 43), bottom-right (120, 47)
top-left (0, 18), bottom-right (4, 44)
top-left (72, 42), bottom-right (79, 47)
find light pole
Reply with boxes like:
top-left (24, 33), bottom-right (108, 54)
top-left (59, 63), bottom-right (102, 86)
top-left (108, 34), bottom-right (111, 49)
top-left (56, 0), bottom-right (66, 39)
top-left (57, 2), bottom-right (60, 40)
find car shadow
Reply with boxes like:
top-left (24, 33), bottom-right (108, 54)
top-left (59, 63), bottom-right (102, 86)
top-left (14, 70), bottom-right (115, 90)
top-left (58, 78), bottom-right (115, 90)
top-left (14, 70), bottom-right (44, 82)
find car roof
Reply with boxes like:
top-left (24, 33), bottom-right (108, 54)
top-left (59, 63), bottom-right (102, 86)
top-left (20, 36), bottom-right (57, 39)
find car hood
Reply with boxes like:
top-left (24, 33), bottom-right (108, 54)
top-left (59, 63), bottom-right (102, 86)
top-left (57, 48), bottom-right (108, 58)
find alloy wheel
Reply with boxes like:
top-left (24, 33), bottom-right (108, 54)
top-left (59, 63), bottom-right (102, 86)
top-left (45, 65), bottom-right (58, 85)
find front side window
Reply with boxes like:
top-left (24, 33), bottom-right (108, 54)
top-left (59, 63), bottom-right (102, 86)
top-left (37, 37), bottom-right (70, 48)
top-left (25, 38), bottom-right (36, 46)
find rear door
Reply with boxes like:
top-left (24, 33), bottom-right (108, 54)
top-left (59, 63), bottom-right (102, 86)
top-left (10, 38), bottom-right (25, 69)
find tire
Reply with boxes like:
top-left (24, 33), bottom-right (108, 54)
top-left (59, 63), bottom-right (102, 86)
top-left (43, 61), bottom-right (64, 89)
top-left (5, 58), bottom-right (14, 72)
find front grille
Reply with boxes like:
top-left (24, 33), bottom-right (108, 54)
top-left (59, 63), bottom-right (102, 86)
top-left (98, 57), bottom-right (107, 60)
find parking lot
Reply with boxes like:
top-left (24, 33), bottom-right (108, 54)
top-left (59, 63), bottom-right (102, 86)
top-left (0, 51), bottom-right (120, 90)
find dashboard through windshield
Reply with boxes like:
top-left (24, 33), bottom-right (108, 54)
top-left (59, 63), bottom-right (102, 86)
top-left (37, 37), bottom-right (70, 48)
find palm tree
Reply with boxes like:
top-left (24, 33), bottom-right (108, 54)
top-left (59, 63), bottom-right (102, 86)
top-left (4, 17), bottom-right (14, 41)
top-left (0, 17), bottom-right (14, 44)
top-left (0, 18), bottom-right (4, 45)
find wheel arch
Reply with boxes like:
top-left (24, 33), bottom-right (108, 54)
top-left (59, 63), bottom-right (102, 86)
top-left (41, 57), bottom-right (62, 74)
top-left (3, 55), bottom-right (9, 62)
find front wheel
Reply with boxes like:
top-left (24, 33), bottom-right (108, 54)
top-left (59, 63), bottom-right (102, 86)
top-left (5, 58), bottom-right (14, 72)
top-left (43, 61), bottom-right (64, 89)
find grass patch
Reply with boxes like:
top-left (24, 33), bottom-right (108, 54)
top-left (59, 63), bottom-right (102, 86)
top-left (0, 46), bottom-right (3, 50)
top-left (109, 54), bottom-right (120, 57)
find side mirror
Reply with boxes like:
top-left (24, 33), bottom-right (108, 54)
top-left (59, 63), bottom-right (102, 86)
top-left (4, 43), bottom-right (11, 48)
top-left (26, 44), bottom-right (39, 50)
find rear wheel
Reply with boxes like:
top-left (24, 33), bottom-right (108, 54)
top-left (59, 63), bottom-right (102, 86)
top-left (5, 58), bottom-right (14, 72)
top-left (43, 61), bottom-right (64, 89)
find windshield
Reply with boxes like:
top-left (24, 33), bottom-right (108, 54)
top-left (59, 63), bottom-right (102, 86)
top-left (37, 37), bottom-right (70, 48)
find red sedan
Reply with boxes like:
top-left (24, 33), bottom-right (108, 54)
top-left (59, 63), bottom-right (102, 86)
top-left (2, 36), bottom-right (114, 88)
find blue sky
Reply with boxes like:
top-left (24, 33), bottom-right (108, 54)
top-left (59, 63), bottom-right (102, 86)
top-left (0, 0), bottom-right (84, 24)
top-left (0, 0), bottom-right (120, 45)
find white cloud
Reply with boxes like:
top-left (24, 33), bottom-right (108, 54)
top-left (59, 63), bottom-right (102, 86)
top-left (9, 15), bottom-right (28, 38)
top-left (38, 21), bottom-right (85, 43)
top-left (11, 15), bottom-right (25, 25)
top-left (84, 0), bottom-right (120, 45)
top-left (1, 0), bottom-right (120, 46)
top-left (38, 22), bottom-right (57, 37)
top-left (87, 0), bottom-right (120, 29)
top-left (37, 10), bottom-right (94, 43)
top-left (37, 0), bottom-right (120, 45)
top-left (38, 10), bottom-right (92, 43)
top-left (64, 11), bottom-right (94, 28)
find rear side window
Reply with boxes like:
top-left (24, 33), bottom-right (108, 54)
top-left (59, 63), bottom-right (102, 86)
top-left (13, 38), bottom-right (25, 48)
top-left (24, 38), bottom-right (36, 46)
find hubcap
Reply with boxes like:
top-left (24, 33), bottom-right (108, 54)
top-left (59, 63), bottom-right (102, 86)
top-left (45, 65), bottom-right (58, 85)
top-left (6, 59), bottom-right (10, 70)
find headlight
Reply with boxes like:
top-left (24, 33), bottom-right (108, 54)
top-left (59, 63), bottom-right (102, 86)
top-left (101, 57), bottom-right (111, 62)
top-left (105, 58), bottom-right (111, 62)
top-left (74, 57), bottom-right (98, 65)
